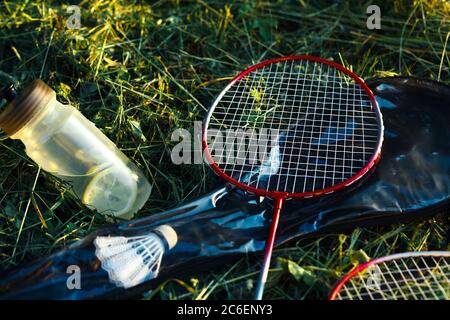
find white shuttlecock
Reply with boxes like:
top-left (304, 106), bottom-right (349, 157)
top-left (94, 225), bottom-right (178, 289)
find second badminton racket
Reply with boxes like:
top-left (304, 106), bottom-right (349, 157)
top-left (330, 251), bottom-right (450, 300)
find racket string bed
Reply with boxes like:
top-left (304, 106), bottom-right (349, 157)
top-left (206, 59), bottom-right (380, 195)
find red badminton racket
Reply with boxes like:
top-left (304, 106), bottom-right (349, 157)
top-left (330, 251), bottom-right (450, 300)
top-left (202, 55), bottom-right (383, 299)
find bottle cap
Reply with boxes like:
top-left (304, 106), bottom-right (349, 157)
top-left (0, 80), bottom-right (56, 136)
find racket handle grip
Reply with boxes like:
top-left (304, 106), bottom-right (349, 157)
top-left (255, 197), bottom-right (284, 300)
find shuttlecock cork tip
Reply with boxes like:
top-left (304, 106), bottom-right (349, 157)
top-left (154, 225), bottom-right (177, 250)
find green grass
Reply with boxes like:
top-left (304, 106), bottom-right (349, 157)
top-left (0, 0), bottom-right (449, 299)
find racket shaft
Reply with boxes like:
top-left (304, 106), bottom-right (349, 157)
top-left (255, 198), bottom-right (284, 300)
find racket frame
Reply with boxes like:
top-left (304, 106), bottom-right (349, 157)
top-left (202, 55), bottom-right (384, 201)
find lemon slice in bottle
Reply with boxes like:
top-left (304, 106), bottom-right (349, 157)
top-left (82, 164), bottom-right (138, 218)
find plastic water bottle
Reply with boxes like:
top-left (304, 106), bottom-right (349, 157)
top-left (0, 80), bottom-right (151, 219)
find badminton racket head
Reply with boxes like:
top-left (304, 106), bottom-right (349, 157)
top-left (329, 251), bottom-right (450, 300)
top-left (203, 55), bottom-right (384, 200)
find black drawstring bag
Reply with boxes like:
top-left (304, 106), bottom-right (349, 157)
top-left (0, 77), bottom-right (449, 299)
